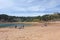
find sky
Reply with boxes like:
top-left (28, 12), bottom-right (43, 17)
top-left (0, 0), bottom-right (60, 16)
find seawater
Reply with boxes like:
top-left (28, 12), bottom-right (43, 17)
top-left (0, 23), bottom-right (32, 28)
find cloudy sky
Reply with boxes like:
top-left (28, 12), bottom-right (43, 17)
top-left (0, 0), bottom-right (60, 16)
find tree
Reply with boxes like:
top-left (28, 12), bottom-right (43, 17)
top-left (0, 14), bottom-right (8, 21)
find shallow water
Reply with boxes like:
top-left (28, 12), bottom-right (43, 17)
top-left (0, 23), bottom-right (32, 28)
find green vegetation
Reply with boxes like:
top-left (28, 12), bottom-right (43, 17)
top-left (0, 12), bottom-right (60, 22)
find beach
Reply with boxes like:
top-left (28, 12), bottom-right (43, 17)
top-left (0, 22), bottom-right (60, 40)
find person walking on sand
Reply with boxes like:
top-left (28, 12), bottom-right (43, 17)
top-left (21, 25), bottom-right (24, 29)
top-left (15, 25), bottom-right (17, 28)
top-left (41, 23), bottom-right (47, 27)
top-left (22, 25), bottom-right (24, 29)
top-left (44, 23), bottom-right (47, 27)
top-left (19, 25), bottom-right (24, 29)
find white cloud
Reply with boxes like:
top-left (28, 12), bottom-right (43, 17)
top-left (13, 0), bottom-right (60, 12)
top-left (27, 6), bottom-right (40, 11)
top-left (12, 7), bottom-right (27, 11)
top-left (27, 6), bottom-right (46, 11)
top-left (0, 0), bottom-right (60, 16)
top-left (0, 0), bottom-right (14, 9)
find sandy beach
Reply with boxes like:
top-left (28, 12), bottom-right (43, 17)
top-left (0, 22), bottom-right (60, 40)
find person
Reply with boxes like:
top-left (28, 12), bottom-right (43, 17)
top-left (15, 25), bottom-right (17, 28)
top-left (19, 25), bottom-right (24, 29)
top-left (22, 25), bottom-right (24, 29)
top-left (44, 23), bottom-right (47, 27)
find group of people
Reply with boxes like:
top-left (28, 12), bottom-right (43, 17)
top-left (41, 23), bottom-right (48, 27)
top-left (15, 25), bottom-right (24, 29)
top-left (14, 23), bottom-right (47, 29)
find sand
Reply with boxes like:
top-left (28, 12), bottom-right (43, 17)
top-left (0, 22), bottom-right (60, 40)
